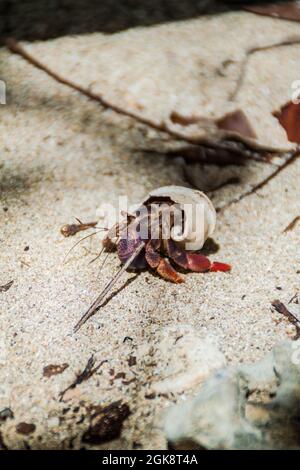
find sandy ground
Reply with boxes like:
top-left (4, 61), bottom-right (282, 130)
top-left (0, 27), bottom-right (299, 449)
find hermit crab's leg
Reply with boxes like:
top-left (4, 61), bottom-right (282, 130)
top-left (102, 222), bottom-right (121, 252)
top-left (63, 230), bottom-right (106, 264)
top-left (145, 239), bottom-right (184, 283)
top-left (145, 239), bottom-right (161, 268)
top-left (156, 257), bottom-right (184, 284)
top-left (102, 214), bottom-right (136, 252)
top-left (89, 246), bottom-right (105, 265)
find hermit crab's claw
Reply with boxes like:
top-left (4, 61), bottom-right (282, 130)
top-left (166, 239), bottom-right (231, 273)
top-left (186, 253), bottom-right (211, 272)
top-left (166, 239), bottom-right (211, 272)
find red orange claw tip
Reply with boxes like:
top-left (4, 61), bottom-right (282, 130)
top-left (210, 262), bottom-right (231, 272)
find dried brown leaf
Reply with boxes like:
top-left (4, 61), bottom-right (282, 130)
top-left (217, 110), bottom-right (256, 139)
top-left (274, 101), bottom-right (300, 143)
top-left (82, 401), bottom-right (130, 445)
top-left (245, 3), bottom-right (300, 22)
top-left (16, 423), bottom-right (36, 435)
top-left (43, 363), bottom-right (69, 378)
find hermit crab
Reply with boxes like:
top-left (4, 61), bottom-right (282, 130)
top-left (74, 186), bottom-right (230, 331)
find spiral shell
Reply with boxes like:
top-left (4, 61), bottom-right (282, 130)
top-left (141, 185), bottom-right (216, 251)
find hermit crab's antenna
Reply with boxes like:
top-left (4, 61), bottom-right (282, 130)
top-left (74, 241), bottom-right (145, 332)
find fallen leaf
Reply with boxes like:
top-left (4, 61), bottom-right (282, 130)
top-left (217, 110), bottom-right (256, 139)
top-left (245, 2), bottom-right (300, 22)
top-left (16, 422), bottom-right (36, 435)
top-left (82, 401), bottom-right (130, 445)
top-left (43, 363), bottom-right (69, 378)
top-left (274, 101), bottom-right (300, 143)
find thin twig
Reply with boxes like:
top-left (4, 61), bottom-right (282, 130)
top-left (217, 150), bottom-right (300, 212)
top-left (6, 38), bottom-right (270, 160)
top-left (8, 38), bottom-right (299, 211)
top-left (283, 215), bottom-right (300, 233)
top-left (230, 38), bottom-right (300, 101)
top-left (4, 38), bottom-right (194, 143)
top-left (288, 293), bottom-right (299, 305)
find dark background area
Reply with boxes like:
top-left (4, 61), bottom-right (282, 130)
top-left (0, 0), bottom-right (281, 43)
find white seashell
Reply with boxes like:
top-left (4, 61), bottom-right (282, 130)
top-left (142, 185), bottom-right (216, 251)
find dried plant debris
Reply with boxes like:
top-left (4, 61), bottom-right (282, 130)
top-left (6, 12), bottom-right (300, 153)
top-left (150, 140), bottom-right (267, 166)
top-left (43, 363), bottom-right (69, 378)
top-left (0, 408), bottom-right (14, 422)
top-left (245, 2), bottom-right (300, 22)
top-left (82, 401), bottom-right (130, 446)
top-left (59, 356), bottom-right (107, 400)
top-left (127, 356), bottom-right (136, 367)
top-left (272, 299), bottom-right (300, 340)
top-left (213, 149), bottom-right (299, 212)
top-left (165, 341), bottom-right (300, 450)
top-left (60, 218), bottom-right (98, 237)
top-left (274, 101), bottom-right (300, 143)
top-left (0, 280), bottom-right (13, 292)
top-left (16, 423), bottom-right (36, 435)
top-left (216, 110), bottom-right (256, 140)
top-left (283, 215), bottom-right (300, 233)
